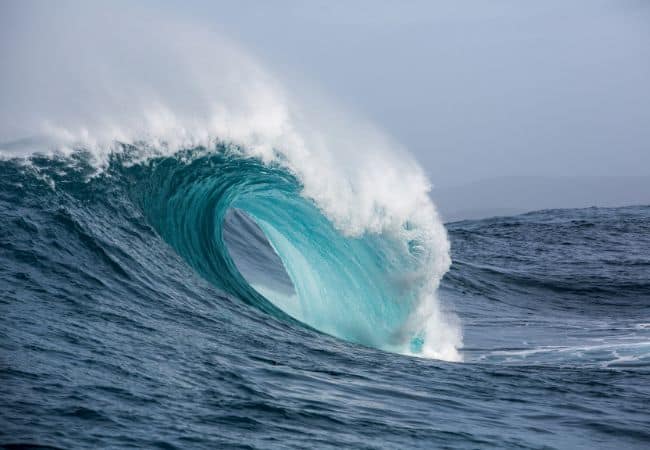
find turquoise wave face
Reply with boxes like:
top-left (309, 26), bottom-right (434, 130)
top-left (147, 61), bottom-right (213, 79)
top-left (122, 148), bottom-right (426, 352)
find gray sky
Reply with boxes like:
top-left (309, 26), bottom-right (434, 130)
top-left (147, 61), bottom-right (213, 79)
top-left (146, 0), bottom-right (650, 187)
top-left (3, 0), bottom-right (649, 190)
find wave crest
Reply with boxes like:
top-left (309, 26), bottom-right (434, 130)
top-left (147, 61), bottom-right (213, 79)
top-left (0, 3), bottom-right (461, 360)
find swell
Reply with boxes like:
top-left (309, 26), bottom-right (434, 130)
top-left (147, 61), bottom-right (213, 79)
top-left (443, 207), bottom-right (650, 314)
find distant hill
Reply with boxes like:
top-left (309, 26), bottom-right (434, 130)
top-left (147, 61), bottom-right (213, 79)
top-left (431, 175), bottom-right (650, 222)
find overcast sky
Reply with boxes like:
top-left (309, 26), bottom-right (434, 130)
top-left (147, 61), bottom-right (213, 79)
top-left (143, 0), bottom-right (650, 187)
top-left (3, 1), bottom-right (649, 189)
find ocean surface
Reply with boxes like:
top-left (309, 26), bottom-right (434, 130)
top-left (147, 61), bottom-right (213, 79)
top-left (1, 151), bottom-right (649, 449)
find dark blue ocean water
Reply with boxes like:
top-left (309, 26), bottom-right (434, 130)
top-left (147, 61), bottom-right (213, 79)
top-left (1, 153), bottom-right (649, 449)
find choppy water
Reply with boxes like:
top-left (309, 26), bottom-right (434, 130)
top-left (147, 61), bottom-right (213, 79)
top-left (1, 153), bottom-right (649, 449)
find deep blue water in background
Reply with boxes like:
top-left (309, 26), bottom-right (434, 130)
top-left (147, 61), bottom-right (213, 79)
top-left (1, 153), bottom-right (649, 449)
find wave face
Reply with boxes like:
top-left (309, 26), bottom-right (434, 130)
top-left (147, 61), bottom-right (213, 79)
top-left (0, 148), bottom-right (459, 360)
top-left (126, 147), bottom-right (458, 357)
